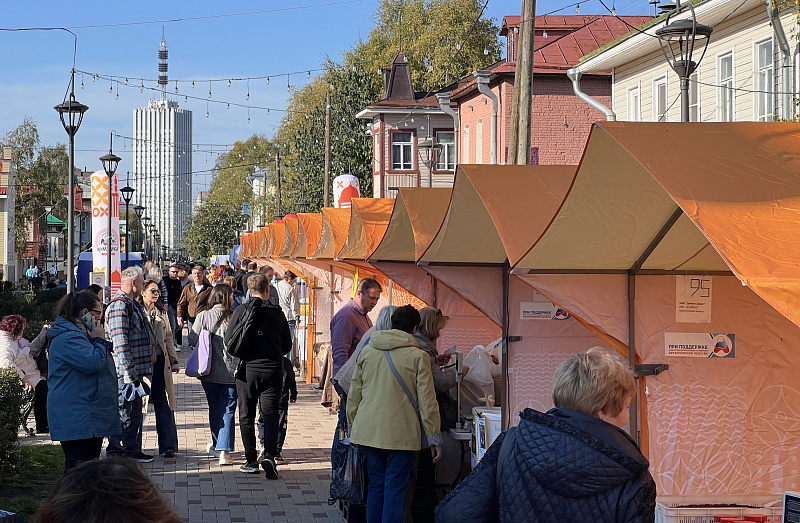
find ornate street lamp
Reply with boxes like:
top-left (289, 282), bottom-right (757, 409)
top-left (43, 205), bottom-right (52, 274)
top-left (54, 70), bottom-right (88, 293)
top-left (100, 135), bottom-right (121, 290)
top-left (655, 1), bottom-right (712, 122)
top-left (120, 182), bottom-right (135, 270)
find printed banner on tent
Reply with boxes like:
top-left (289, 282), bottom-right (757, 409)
top-left (91, 171), bottom-right (121, 295)
top-left (665, 332), bottom-right (735, 358)
top-left (520, 294), bottom-right (570, 320)
top-left (675, 275), bottom-right (712, 323)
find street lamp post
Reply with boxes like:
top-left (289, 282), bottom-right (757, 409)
top-left (142, 218), bottom-right (151, 260)
top-left (43, 205), bottom-right (52, 275)
top-left (134, 206), bottom-right (145, 256)
top-left (54, 69), bottom-right (88, 293)
top-left (655, 1), bottom-right (713, 122)
top-left (100, 136), bottom-right (121, 291)
top-left (120, 182), bottom-right (135, 271)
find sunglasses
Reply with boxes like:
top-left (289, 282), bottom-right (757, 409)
top-left (146, 289), bottom-right (160, 295)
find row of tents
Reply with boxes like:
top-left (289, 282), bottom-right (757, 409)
top-left (232, 121), bottom-right (800, 496)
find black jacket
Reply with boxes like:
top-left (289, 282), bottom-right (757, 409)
top-left (280, 357), bottom-right (298, 409)
top-left (435, 408), bottom-right (656, 523)
top-left (224, 297), bottom-right (292, 368)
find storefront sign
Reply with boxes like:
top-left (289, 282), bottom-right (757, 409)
top-left (520, 293), bottom-right (569, 320)
top-left (676, 275), bottom-right (712, 323)
top-left (91, 171), bottom-right (121, 295)
top-left (665, 332), bottom-right (735, 358)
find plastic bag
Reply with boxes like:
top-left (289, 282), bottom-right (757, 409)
top-left (461, 343), bottom-right (497, 417)
top-left (330, 424), bottom-right (367, 504)
top-left (485, 338), bottom-right (503, 379)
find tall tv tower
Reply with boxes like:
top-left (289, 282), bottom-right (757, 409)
top-left (158, 28), bottom-right (168, 101)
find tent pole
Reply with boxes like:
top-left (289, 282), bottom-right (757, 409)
top-left (501, 261), bottom-right (510, 430)
top-left (628, 270), bottom-right (638, 445)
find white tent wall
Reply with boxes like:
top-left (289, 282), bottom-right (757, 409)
top-left (636, 275), bottom-right (800, 495)
top-left (507, 275), bottom-right (615, 425)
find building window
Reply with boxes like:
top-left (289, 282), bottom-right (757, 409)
top-left (476, 120), bottom-right (483, 164)
top-left (435, 131), bottom-right (455, 171)
top-left (463, 125), bottom-right (470, 164)
top-left (689, 71), bottom-right (699, 122)
top-left (755, 40), bottom-right (773, 121)
top-left (718, 52), bottom-right (734, 121)
top-left (653, 76), bottom-right (668, 122)
top-left (391, 132), bottom-right (413, 170)
top-left (627, 85), bottom-right (641, 122)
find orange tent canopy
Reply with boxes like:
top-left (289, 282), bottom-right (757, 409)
top-left (312, 208), bottom-right (350, 259)
top-left (294, 213), bottom-right (323, 259)
top-left (339, 198), bottom-right (395, 260)
top-left (282, 216), bottom-right (299, 257)
top-left (270, 222), bottom-right (287, 258)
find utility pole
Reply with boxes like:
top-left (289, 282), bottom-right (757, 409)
top-left (324, 92), bottom-right (332, 208)
top-left (509, 0), bottom-right (536, 164)
top-left (275, 152), bottom-right (282, 219)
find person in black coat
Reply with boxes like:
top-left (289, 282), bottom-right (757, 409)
top-left (435, 347), bottom-right (656, 523)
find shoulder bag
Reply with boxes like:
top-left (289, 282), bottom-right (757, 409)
top-left (185, 312), bottom-right (222, 377)
top-left (384, 351), bottom-right (429, 448)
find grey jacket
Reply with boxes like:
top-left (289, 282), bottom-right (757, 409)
top-left (414, 332), bottom-right (456, 393)
top-left (189, 304), bottom-right (235, 385)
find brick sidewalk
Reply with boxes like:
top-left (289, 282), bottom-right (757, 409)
top-left (141, 350), bottom-right (343, 523)
top-left (22, 348), bottom-right (344, 523)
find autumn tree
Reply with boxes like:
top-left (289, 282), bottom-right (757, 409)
top-left (351, 0), bottom-right (503, 93)
top-left (3, 118), bottom-right (69, 255)
top-left (182, 202), bottom-right (248, 260)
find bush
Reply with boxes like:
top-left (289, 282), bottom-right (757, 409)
top-left (0, 367), bottom-right (23, 477)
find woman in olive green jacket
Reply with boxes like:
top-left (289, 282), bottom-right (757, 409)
top-left (347, 305), bottom-right (442, 523)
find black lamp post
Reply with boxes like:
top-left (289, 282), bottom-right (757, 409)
top-left (142, 217), bottom-right (151, 261)
top-left (120, 182), bottom-right (135, 270)
top-left (54, 70), bottom-right (88, 293)
top-left (100, 135), bottom-right (121, 289)
top-left (655, 1), bottom-right (712, 122)
top-left (43, 205), bottom-right (52, 274)
top-left (134, 205), bottom-right (145, 254)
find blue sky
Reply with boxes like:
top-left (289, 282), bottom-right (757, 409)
top-left (1, 0), bottom-right (651, 194)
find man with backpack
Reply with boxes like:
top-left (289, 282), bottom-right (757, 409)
top-left (224, 273), bottom-right (292, 479)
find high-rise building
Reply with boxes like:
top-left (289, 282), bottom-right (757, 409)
top-left (132, 34), bottom-right (192, 253)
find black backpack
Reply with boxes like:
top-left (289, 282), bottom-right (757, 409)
top-left (224, 298), bottom-right (258, 358)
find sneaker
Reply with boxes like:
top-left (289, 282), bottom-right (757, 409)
top-left (239, 462), bottom-right (260, 474)
top-left (256, 448), bottom-right (266, 463)
top-left (274, 455), bottom-right (286, 465)
top-left (205, 443), bottom-right (220, 458)
top-left (134, 452), bottom-right (154, 463)
top-left (174, 346), bottom-right (182, 352)
top-left (261, 456), bottom-right (279, 480)
top-left (164, 451), bottom-right (176, 459)
top-left (219, 451), bottom-right (232, 465)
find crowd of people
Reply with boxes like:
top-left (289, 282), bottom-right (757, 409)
top-left (2, 258), bottom-right (657, 523)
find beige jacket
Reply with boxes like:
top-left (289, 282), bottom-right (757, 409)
top-left (347, 329), bottom-right (442, 451)
top-left (142, 305), bottom-right (179, 410)
top-left (0, 329), bottom-right (46, 387)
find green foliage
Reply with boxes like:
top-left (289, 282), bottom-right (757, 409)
top-left (3, 119), bottom-right (69, 256)
top-left (182, 201), bottom-right (248, 260)
top-left (0, 445), bottom-right (64, 521)
top-left (0, 367), bottom-right (23, 477)
top-left (353, 0), bottom-right (502, 93)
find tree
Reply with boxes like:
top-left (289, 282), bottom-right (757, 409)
top-left (352, 0), bottom-right (502, 93)
top-left (3, 119), bottom-right (69, 256)
top-left (182, 202), bottom-right (247, 260)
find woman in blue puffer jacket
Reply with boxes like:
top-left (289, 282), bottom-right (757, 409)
top-left (436, 347), bottom-right (656, 523)
top-left (47, 290), bottom-right (118, 472)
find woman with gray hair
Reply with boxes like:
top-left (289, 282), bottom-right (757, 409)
top-left (332, 304), bottom-right (397, 396)
top-left (436, 347), bottom-right (656, 523)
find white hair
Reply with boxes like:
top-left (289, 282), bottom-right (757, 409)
top-left (146, 267), bottom-right (163, 283)
top-left (121, 265), bottom-right (144, 282)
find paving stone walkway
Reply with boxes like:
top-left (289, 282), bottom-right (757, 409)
top-left (22, 347), bottom-right (344, 523)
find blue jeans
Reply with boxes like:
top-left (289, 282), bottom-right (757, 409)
top-left (107, 377), bottom-right (145, 457)
top-left (287, 320), bottom-right (297, 361)
top-left (151, 355), bottom-right (178, 454)
top-left (201, 381), bottom-right (237, 451)
top-left (167, 306), bottom-right (178, 343)
top-left (362, 446), bottom-right (415, 523)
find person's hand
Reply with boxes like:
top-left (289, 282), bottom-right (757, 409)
top-left (90, 317), bottom-right (105, 339)
top-left (177, 317), bottom-right (184, 327)
top-left (171, 365), bottom-right (180, 374)
top-left (461, 365), bottom-right (470, 377)
top-left (290, 398), bottom-right (296, 403)
top-left (22, 381), bottom-right (34, 392)
top-left (437, 354), bottom-right (451, 367)
top-left (431, 445), bottom-right (443, 463)
top-left (39, 324), bottom-right (49, 336)
top-left (296, 316), bottom-right (301, 325)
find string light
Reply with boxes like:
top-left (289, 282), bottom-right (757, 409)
top-left (227, 103), bottom-right (230, 109)
top-left (192, 80), bottom-right (195, 88)
top-left (140, 80), bottom-right (144, 93)
top-left (307, 71), bottom-right (311, 79)
top-left (576, 3), bottom-right (580, 13)
top-left (109, 80), bottom-right (113, 93)
top-left (543, 29), bottom-right (548, 38)
top-left (206, 101), bottom-right (209, 118)
top-left (185, 95), bottom-right (188, 102)
top-left (116, 82), bottom-right (119, 100)
top-left (611, 5), bottom-right (617, 15)
top-left (228, 79), bottom-right (232, 87)
top-left (208, 81), bottom-right (212, 99)
top-left (246, 79), bottom-right (250, 100)
top-left (287, 75), bottom-right (291, 92)
top-left (175, 81), bottom-right (179, 93)
top-left (266, 76), bottom-right (270, 85)
top-left (81, 76), bottom-right (84, 89)
top-left (248, 108), bottom-right (251, 124)
top-left (92, 75), bottom-right (96, 82)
